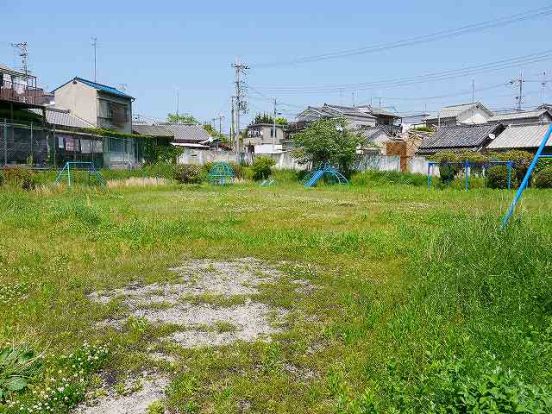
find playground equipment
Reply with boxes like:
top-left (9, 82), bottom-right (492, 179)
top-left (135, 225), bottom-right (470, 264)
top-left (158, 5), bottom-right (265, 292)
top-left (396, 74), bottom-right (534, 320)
top-left (427, 160), bottom-right (514, 190)
top-left (303, 164), bottom-right (348, 188)
top-left (502, 124), bottom-right (552, 227)
top-left (54, 161), bottom-right (105, 187)
top-left (260, 178), bottom-right (275, 187)
top-left (207, 162), bottom-right (235, 185)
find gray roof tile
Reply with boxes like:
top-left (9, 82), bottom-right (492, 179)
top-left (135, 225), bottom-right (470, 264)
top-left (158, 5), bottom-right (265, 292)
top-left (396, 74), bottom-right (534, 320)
top-left (418, 123), bottom-right (501, 152)
top-left (27, 107), bottom-right (94, 129)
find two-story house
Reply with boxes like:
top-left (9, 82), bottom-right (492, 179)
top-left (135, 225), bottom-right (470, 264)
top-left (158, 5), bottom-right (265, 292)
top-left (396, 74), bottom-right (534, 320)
top-left (53, 77), bottom-right (134, 133)
top-left (244, 123), bottom-right (286, 154)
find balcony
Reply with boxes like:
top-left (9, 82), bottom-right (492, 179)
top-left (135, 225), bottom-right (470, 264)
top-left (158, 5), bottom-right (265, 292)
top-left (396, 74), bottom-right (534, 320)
top-left (0, 80), bottom-right (45, 106)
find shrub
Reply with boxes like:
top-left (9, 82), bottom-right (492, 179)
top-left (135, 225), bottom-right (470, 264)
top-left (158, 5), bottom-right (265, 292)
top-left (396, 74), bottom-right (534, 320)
top-left (2, 167), bottom-right (37, 190)
top-left (174, 164), bottom-right (204, 184)
top-left (438, 163), bottom-right (458, 185)
top-left (534, 166), bottom-right (552, 188)
top-left (228, 162), bottom-right (243, 180)
top-left (486, 165), bottom-right (516, 189)
top-left (489, 150), bottom-right (533, 182)
top-left (251, 156), bottom-right (276, 181)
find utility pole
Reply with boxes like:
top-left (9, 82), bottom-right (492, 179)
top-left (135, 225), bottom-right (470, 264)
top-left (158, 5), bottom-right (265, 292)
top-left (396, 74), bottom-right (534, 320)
top-left (510, 71), bottom-right (524, 111)
top-left (175, 88), bottom-right (180, 117)
top-left (11, 42), bottom-right (29, 79)
top-left (352, 92), bottom-right (356, 107)
top-left (272, 98), bottom-right (277, 145)
top-left (91, 37), bottom-right (98, 82)
top-left (231, 58), bottom-right (249, 159)
top-left (471, 79), bottom-right (475, 103)
top-left (230, 96), bottom-right (235, 147)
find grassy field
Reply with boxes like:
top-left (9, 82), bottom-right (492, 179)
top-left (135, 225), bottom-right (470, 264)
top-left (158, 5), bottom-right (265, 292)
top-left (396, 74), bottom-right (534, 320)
top-left (1, 174), bottom-right (551, 413)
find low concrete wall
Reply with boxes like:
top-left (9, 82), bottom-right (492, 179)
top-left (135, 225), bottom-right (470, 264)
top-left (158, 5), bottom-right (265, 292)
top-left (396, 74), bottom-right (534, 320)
top-left (354, 155), bottom-right (401, 172)
top-left (408, 156), bottom-right (439, 176)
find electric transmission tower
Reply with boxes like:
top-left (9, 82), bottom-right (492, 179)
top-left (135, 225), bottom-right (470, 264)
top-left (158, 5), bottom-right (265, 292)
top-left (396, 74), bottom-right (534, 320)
top-left (231, 59), bottom-right (249, 157)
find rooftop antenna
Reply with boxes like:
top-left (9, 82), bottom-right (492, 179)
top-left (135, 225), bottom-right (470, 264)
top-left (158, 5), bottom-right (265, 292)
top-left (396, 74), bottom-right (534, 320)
top-left (11, 42), bottom-right (29, 79)
top-left (91, 37), bottom-right (98, 82)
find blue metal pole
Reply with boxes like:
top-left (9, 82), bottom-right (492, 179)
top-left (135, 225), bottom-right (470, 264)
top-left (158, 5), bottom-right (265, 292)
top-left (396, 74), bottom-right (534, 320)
top-left (427, 163), bottom-right (432, 189)
top-left (507, 161), bottom-right (512, 190)
top-left (502, 124), bottom-right (552, 228)
top-left (465, 160), bottom-right (470, 191)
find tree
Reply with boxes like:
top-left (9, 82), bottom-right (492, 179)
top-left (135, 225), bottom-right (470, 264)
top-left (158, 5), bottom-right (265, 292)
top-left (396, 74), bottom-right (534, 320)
top-left (167, 113), bottom-right (199, 124)
top-left (253, 113), bottom-right (273, 124)
top-left (275, 117), bottom-right (288, 126)
top-left (291, 118), bottom-right (363, 174)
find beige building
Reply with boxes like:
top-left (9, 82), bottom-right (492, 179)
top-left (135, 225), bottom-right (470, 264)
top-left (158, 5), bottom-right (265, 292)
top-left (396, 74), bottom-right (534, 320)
top-left (53, 77), bottom-right (134, 133)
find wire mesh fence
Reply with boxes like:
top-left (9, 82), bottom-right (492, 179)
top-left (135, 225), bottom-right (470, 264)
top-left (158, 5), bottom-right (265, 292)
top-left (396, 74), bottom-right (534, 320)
top-left (0, 121), bottom-right (142, 169)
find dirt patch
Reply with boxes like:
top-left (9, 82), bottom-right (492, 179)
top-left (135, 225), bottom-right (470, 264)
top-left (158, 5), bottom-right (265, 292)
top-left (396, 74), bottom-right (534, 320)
top-left (90, 258), bottom-right (288, 348)
top-left (73, 373), bottom-right (168, 414)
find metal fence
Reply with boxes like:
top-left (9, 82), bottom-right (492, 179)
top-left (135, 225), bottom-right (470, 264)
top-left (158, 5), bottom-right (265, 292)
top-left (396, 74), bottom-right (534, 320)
top-left (0, 121), bottom-right (142, 169)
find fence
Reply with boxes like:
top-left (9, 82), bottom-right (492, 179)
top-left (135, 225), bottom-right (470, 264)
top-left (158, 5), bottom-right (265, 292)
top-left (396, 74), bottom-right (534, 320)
top-left (0, 121), bottom-right (142, 169)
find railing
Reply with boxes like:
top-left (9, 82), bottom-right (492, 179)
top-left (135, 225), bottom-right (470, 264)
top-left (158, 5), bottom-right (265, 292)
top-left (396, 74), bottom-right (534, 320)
top-left (0, 80), bottom-right (44, 105)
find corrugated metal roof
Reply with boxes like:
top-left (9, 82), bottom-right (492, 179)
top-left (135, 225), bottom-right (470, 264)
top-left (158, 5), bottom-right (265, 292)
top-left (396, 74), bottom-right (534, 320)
top-left (489, 109), bottom-right (551, 122)
top-left (27, 107), bottom-right (94, 129)
top-left (132, 124), bottom-right (174, 137)
top-left (0, 63), bottom-right (26, 77)
top-left (487, 123), bottom-right (551, 149)
top-left (162, 124), bottom-right (212, 143)
top-left (418, 123), bottom-right (500, 152)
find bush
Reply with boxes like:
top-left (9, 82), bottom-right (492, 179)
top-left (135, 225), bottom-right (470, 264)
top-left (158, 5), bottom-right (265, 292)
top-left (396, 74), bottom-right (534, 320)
top-left (2, 167), bottom-right (37, 190)
top-left (534, 166), bottom-right (552, 188)
top-left (251, 156), bottom-right (276, 181)
top-left (489, 150), bottom-right (533, 182)
top-left (486, 165), bottom-right (516, 189)
top-left (438, 163), bottom-right (459, 185)
top-left (173, 164), bottom-right (204, 184)
top-left (352, 171), bottom-right (427, 187)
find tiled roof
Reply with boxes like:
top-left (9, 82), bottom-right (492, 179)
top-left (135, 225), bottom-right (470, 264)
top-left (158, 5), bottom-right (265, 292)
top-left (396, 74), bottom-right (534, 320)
top-left (418, 123), bottom-right (501, 153)
top-left (489, 109), bottom-right (552, 123)
top-left (132, 124), bottom-right (174, 137)
top-left (162, 124), bottom-right (212, 143)
top-left (27, 107), bottom-right (94, 129)
top-left (487, 123), bottom-right (552, 150)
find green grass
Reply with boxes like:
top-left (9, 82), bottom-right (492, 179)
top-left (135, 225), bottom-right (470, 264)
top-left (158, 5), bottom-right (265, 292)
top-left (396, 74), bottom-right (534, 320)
top-left (0, 177), bottom-right (551, 412)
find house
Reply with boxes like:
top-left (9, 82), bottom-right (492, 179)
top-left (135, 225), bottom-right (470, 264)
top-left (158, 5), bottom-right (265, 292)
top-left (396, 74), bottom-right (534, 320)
top-left (0, 63), bottom-right (49, 166)
top-left (425, 102), bottom-right (493, 127)
top-left (53, 77), bottom-right (134, 134)
top-left (360, 126), bottom-right (397, 154)
top-left (297, 104), bottom-right (377, 129)
top-left (489, 108), bottom-right (552, 125)
top-left (133, 124), bottom-right (213, 150)
top-left (417, 123), bottom-right (504, 155)
top-left (244, 123), bottom-right (286, 154)
top-left (358, 105), bottom-right (402, 127)
top-left (486, 123), bottom-right (552, 154)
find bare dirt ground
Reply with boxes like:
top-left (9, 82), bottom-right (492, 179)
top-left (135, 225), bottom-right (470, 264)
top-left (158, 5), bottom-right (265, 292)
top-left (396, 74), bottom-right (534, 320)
top-left (76, 258), bottom-right (303, 413)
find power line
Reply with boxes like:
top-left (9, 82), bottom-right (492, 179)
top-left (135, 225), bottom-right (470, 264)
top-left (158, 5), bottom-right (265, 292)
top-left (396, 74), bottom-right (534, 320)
top-left (253, 5), bottom-right (552, 68)
top-left (251, 49), bottom-right (552, 94)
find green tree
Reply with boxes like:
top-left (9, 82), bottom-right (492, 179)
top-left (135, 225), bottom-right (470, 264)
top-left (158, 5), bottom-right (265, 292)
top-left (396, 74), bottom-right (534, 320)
top-left (253, 113), bottom-right (273, 124)
top-left (291, 118), bottom-right (363, 174)
top-left (167, 113), bottom-right (199, 124)
top-left (275, 117), bottom-right (288, 126)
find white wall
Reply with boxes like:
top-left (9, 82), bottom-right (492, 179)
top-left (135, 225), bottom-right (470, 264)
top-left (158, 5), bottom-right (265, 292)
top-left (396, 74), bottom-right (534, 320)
top-left (457, 107), bottom-right (491, 125)
top-left (55, 81), bottom-right (98, 125)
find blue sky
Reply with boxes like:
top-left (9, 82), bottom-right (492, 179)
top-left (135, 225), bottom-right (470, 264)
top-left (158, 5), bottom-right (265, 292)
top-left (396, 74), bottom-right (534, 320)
top-left (1, 1), bottom-right (551, 131)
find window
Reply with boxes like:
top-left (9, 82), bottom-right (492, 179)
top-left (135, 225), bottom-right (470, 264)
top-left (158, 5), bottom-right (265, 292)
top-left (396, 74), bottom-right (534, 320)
top-left (99, 99), bottom-right (129, 127)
